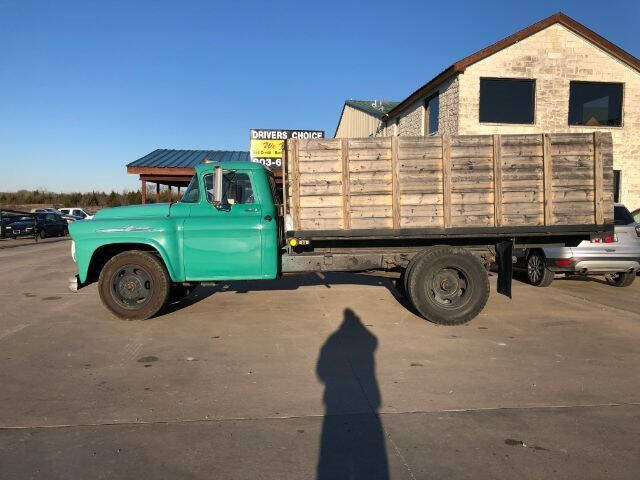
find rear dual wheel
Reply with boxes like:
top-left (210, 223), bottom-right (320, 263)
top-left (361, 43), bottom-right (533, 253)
top-left (405, 246), bottom-right (490, 325)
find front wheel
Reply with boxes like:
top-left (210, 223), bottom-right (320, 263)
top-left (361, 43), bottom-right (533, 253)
top-left (605, 272), bottom-right (635, 287)
top-left (98, 250), bottom-right (170, 320)
top-left (527, 251), bottom-right (554, 287)
top-left (39, 229), bottom-right (46, 239)
top-left (406, 246), bottom-right (490, 325)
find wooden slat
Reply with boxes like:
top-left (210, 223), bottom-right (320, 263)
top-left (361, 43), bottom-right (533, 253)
top-left (289, 140), bottom-right (301, 230)
top-left (542, 134), bottom-right (553, 226)
top-left (391, 136), bottom-right (400, 229)
top-left (341, 139), bottom-right (351, 230)
top-left (442, 135), bottom-right (452, 228)
top-left (593, 132), bottom-right (605, 225)
top-left (492, 135), bottom-right (503, 227)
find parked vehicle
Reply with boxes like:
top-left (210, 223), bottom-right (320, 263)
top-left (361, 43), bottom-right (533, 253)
top-left (59, 208), bottom-right (95, 220)
top-left (5, 216), bottom-right (38, 238)
top-left (68, 133), bottom-right (615, 325)
top-left (516, 204), bottom-right (640, 287)
top-left (31, 207), bottom-right (63, 215)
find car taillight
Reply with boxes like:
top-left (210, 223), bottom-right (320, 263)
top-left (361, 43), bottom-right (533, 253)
top-left (555, 259), bottom-right (572, 266)
top-left (591, 234), bottom-right (617, 243)
top-left (603, 235), bottom-right (617, 243)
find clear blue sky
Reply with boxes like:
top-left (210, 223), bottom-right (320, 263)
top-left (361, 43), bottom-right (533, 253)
top-left (1, 0), bottom-right (639, 192)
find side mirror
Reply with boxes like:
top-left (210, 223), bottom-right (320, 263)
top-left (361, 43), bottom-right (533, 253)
top-left (212, 165), bottom-right (223, 208)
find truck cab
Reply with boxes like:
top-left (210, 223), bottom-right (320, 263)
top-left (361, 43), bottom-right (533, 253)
top-left (69, 162), bottom-right (280, 319)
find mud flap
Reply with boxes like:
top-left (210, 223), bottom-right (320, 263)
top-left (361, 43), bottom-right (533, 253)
top-left (496, 240), bottom-right (513, 298)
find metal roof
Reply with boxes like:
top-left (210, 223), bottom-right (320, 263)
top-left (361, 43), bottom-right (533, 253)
top-left (344, 100), bottom-right (400, 118)
top-left (128, 149), bottom-right (250, 169)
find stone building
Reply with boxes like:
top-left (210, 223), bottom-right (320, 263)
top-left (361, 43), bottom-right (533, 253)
top-left (339, 13), bottom-right (640, 209)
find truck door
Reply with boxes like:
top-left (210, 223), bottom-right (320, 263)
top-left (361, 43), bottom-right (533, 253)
top-left (182, 170), bottom-right (263, 280)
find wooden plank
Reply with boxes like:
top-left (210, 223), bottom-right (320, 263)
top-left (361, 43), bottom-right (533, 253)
top-left (290, 140), bottom-right (301, 230)
top-left (593, 132), bottom-right (605, 225)
top-left (542, 134), bottom-right (553, 226)
top-left (341, 139), bottom-right (351, 230)
top-left (442, 134), bottom-right (452, 228)
top-left (492, 135), bottom-right (503, 227)
top-left (391, 136), bottom-right (400, 229)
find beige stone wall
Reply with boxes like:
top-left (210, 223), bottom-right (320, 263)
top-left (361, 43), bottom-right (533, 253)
top-left (397, 99), bottom-right (423, 136)
top-left (374, 75), bottom-right (460, 137)
top-left (457, 23), bottom-right (640, 209)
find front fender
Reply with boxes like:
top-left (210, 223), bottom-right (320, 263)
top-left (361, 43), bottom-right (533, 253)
top-left (72, 219), bottom-right (184, 283)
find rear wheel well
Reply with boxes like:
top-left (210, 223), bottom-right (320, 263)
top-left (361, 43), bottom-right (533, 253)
top-left (87, 243), bottom-right (162, 284)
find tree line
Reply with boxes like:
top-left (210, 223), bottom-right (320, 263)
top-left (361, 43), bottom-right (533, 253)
top-left (0, 187), bottom-right (179, 208)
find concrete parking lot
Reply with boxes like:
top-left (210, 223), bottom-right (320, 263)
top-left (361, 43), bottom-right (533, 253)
top-left (1, 240), bottom-right (639, 479)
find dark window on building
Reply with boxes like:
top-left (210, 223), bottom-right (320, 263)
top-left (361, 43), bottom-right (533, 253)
top-left (425, 94), bottom-right (439, 135)
top-left (613, 170), bottom-right (621, 203)
top-left (479, 78), bottom-right (535, 124)
top-left (568, 82), bottom-right (623, 126)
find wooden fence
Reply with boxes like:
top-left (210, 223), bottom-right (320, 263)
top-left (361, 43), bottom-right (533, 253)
top-left (285, 133), bottom-right (613, 232)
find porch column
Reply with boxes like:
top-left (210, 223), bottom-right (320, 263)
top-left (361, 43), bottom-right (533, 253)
top-left (168, 185), bottom-right (172, 202)
top-left (141, 180), bottom-right (147, 204)
top-left (156, 183), bottom-right (160, 203)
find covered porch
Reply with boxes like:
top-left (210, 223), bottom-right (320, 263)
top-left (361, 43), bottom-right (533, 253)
top-left (127, 149), bottom-right (251, 204)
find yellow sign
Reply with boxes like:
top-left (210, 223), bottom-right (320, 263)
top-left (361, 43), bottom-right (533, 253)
top-left (250, 139), bottom-right (283, 159)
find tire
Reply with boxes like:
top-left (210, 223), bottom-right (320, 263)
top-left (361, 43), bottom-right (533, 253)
top-left (98, 250), bottom-right (170, 320)
top-left (39, 229), bottom-right (46, 239)
top-left (406, 246), bottom-right (490, 325)
top-left (527, 251), bottom-right (554, 287)
top-left (605, 271), bottom-right (635, 287)
top-left (64, 227), bottom-right (69, 236)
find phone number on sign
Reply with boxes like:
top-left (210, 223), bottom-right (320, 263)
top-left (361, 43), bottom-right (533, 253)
top-left (251, 158), bottom-right (282, 168)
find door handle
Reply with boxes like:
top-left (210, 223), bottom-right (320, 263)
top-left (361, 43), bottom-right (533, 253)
top-left (245, 207), bottom-right (259, 213)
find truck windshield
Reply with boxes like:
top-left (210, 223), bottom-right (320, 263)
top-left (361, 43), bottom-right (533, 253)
top-left (181, 175), bottom-right (200, 203)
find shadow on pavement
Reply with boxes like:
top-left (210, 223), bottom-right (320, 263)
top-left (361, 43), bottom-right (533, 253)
top-left (160, 272), bottom-right (413, 317)
top-left (315, 308), bottom-right (389, 480)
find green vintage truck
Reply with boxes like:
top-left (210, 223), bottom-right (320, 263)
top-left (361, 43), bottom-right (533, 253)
top-left (69, 134), bottom-right (613, 325)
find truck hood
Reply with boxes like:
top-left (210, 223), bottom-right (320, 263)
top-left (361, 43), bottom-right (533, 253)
top-left (93, 203), bottom-right (172, 219)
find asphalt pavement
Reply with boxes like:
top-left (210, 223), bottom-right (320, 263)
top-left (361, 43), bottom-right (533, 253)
top-left (0, 241), bottom-right (639, 479)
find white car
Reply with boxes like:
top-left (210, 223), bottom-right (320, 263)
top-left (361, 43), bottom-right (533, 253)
top-left (516, 204), bottom-right (640, 287)
top-left (59, 208), bottom-right (94, 220)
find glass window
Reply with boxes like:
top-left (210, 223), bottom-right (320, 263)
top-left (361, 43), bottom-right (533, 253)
top-left (180, 175), bottom-right (200, 203)
top-left (479, 78), bottom-right (535, 124)
top-left (204, 172), bottom-right (255, 205)
top-left (425, 94), bottom-right (439, 135)
top-left (74, 210), bottom-right (86, 218)
top-left (568, 82), bottom-right (622, 126)
top-left (614, 205), bottom-right (634, 226)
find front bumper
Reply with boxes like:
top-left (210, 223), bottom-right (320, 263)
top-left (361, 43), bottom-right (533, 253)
top-left (68, 274), bottom-right (83, 292)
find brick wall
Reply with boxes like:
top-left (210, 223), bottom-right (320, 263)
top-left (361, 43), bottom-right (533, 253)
top-left (457, 23), bottom-right (640, 209)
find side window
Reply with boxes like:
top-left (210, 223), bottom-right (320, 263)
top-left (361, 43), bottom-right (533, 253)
top-left (75, 210), bottom-right (86, 218)
top-left (424, 93), bottom-right (439, 135)
top-left (204, 172), bottom-right (255, 205)
top-left (45, 213), bottom-right (55, 222)
top-left (180, 174), bottom-right (200, 203)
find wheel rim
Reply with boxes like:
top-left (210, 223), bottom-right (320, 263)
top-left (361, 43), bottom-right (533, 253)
top-left (528, 254), bottom-right (543, 283)
top-left (605, 273), bottom-right (620, 282)
top-left (110, 264), bottom-right (153, 309)
top-left (427, 267), bottom-right (471, 309)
